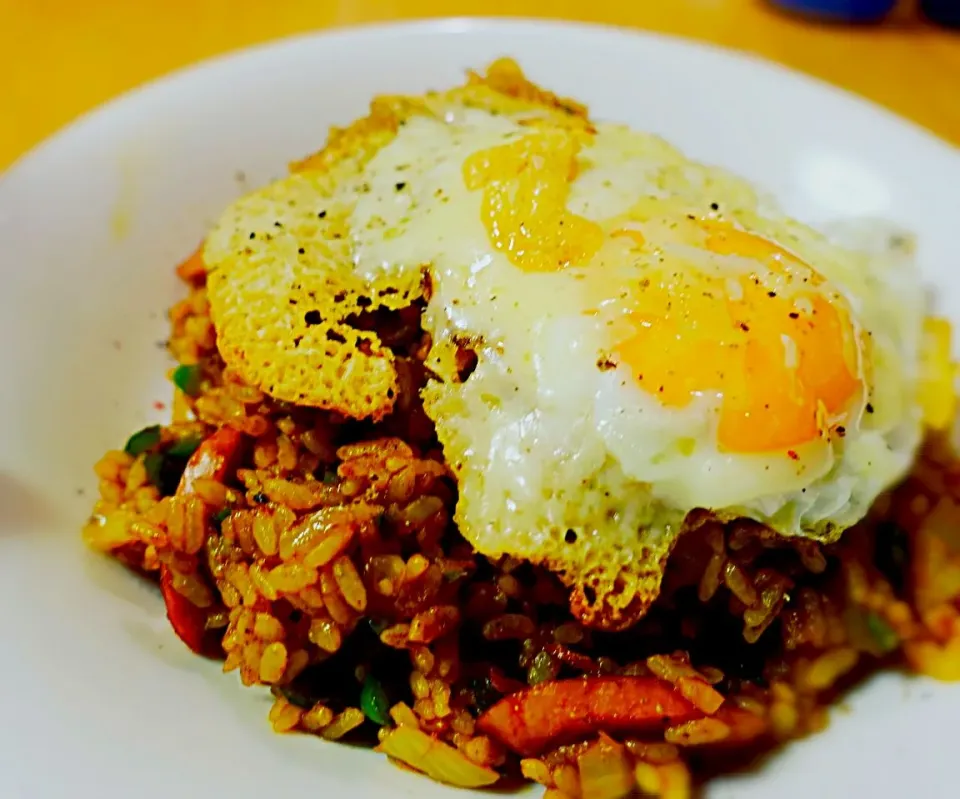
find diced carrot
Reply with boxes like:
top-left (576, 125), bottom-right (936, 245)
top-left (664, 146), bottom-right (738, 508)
top-left (476, 676), bottom-right (700, 756)
top-left (159, 564), bottom-right (209, 655)
top-left (175, 245), bottom-right (206, 281)
top-left (177, 426), bottom-right (245, 496)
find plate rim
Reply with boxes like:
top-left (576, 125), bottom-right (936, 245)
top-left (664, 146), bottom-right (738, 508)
top-left (2, 15), bottom-right (958, 188)
top-left (2, 14), bottom-right (960, 799)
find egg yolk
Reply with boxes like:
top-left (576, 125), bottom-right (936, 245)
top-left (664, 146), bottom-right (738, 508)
top-left (463, 130), bottom-right (603, 272)
top-left (615, 222), bottom-right (862, 453)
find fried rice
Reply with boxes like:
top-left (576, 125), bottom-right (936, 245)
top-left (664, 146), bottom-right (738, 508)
top-left (82, 63), bottom-right (960, 798)
top-left (83, 261), bottom-right (960, 797)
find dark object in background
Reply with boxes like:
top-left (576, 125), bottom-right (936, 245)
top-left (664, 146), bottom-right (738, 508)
top-left (769, 0), bottom-right (896, 22)
top-left (921, 0), bottom-right (960, 27)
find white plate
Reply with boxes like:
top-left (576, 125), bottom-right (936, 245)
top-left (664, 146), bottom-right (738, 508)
top-left (1, 17), bottom-right (959, 799)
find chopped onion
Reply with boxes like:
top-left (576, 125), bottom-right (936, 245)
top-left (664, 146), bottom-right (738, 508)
top-left (82, 509), bottom-right (137, 551)
top-left (377, 726), bottom-right (499, 788)
top-left (577, 737), bottom-right (634, 799)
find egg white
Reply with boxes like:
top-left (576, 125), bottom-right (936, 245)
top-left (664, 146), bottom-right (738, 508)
top-left (340, 102), bottom-right (926, 621)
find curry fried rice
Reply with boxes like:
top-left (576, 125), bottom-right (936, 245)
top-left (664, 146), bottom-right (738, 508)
top-left (83, 261), bottom-right (960, 798)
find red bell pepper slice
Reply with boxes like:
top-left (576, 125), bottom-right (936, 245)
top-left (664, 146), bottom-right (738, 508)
top-left (160, 426), bottom-right (245, 654)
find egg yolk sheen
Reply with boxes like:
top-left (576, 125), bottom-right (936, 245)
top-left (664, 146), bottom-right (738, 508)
top-left (463, 132), bottom-right (864, 455)
top-left (463, 129), bottom-right (603, 272)
top-left (617, 222), bottom-right (865, 454)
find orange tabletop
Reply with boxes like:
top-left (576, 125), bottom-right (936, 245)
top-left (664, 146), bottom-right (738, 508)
top-left (1, 0), bottom-right (958, 169)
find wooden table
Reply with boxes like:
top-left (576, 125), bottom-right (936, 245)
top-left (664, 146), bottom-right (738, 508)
top-left (1, 0), bottom-right (958, 169)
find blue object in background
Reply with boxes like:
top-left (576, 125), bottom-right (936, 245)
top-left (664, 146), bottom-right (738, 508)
top-left (921, 0), bottom-right (960, 27)
top-left (769, 0), bottom-right (897, 22)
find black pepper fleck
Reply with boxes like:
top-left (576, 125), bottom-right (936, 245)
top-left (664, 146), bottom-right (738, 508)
top-left (395, 182), bottom-right (407, 191)
top-left (866, 403), bottom-right (875, 414)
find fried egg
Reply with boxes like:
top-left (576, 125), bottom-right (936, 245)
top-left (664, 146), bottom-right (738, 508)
top-left (205, 60), bottom-right (945, 629)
